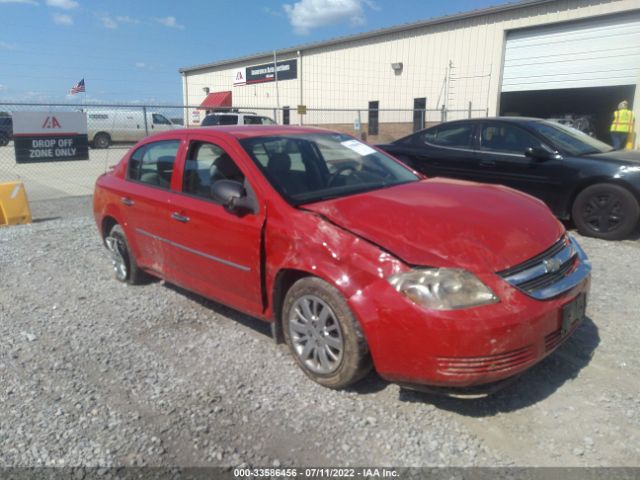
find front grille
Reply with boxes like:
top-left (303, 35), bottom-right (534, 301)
top-left (498, 235), bottom-right (585, 300)
top-left (518, 257), bottom-right (576, 292)
top-left (436, 345), bottom-right (535, 376)
top-left (499, 236), bottom-right (568, 278)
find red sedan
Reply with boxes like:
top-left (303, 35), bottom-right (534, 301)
top-left (93, 126), bottom-right (591, 391)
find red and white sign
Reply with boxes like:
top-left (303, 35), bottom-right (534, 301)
top-left (233, 68), bottom-right (246, 86)
top-left (13, 111), bottom-right (87, 136)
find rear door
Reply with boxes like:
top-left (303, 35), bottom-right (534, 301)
top-left (122, 138), bottom-right (185, 277)
top-left (390, 122), bottom-right (478, 179)
top-left (164, 134), bottom-right (265, 316)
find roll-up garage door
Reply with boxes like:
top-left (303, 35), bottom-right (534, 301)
top-left (502, 13), bottom-right (640, 92)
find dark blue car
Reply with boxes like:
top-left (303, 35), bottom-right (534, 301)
top-left (378, 117), bottom-right (640, 240)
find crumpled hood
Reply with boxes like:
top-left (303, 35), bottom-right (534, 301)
top-left (304, 178), bottom-right (564, 272)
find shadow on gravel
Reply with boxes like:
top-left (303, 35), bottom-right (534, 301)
top-left (163, 283), bottom-right (272, 339)
top-left (398, 316), bottom-right (600, 415)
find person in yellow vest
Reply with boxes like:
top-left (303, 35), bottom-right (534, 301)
top-left (610, 100), bottom-right (634, 150)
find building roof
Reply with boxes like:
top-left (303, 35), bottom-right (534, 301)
top-left (179, 0), bottom-right (557, 74)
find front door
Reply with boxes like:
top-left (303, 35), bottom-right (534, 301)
top-left (165, 137), bottom-right (265, 316)
top-left (474, 121), bottom-right (563, 207)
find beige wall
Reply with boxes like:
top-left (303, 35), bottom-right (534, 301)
top-left (183, 0), bottom-right (640, 138)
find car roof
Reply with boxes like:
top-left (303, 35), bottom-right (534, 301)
top-left (439, 116), bottom-right (543, 125)
top-left (151, 125), bottom-right (340, 141)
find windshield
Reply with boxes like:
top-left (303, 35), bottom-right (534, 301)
top-left (239, 133), bottom-right (419, 205)
top-left (530, 121), bottom-right (614, 156)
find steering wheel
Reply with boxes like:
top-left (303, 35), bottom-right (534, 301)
top-left (328, 163), bottom-right (359, 187)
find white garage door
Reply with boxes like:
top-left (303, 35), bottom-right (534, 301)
top-left (502, 13), bottom-right (640, 92)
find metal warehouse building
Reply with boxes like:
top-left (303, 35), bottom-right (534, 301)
top-left (179, 0), bottom-right (640, 143)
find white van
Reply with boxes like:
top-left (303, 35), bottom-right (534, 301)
top-left (86, 110), bottom-right (176, 148)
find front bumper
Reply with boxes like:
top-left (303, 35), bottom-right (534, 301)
top-left (348, 247), bottom-right (591, 388)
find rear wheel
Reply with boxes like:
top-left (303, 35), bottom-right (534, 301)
top-left (572, 183), bottom-right (640, 240)
top-left (0, 133), bottom-right (8, 147)
top-left (105, 224), bottom-right (146, 284)
top-left (282, 277), bottom-right (372, 389)
top-left (93, 132), bottom-right (111, 149)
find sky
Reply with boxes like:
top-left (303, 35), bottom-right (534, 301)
top-left (0, 0), bottom-right (517, 105)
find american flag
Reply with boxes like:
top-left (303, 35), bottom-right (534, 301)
top-left (69, 78), bottom-right (85, 95)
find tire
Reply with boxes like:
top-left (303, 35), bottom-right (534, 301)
top-left (572, 183), bottom-right (640, 240)
top-left (93, 132), bottom-right (111, 149)
top-left (282, 277), bottom-right (372, 389)
top-left (0, 134), bottom-right (8, 147)
top-left (105, 224), bottom-right (146, 284)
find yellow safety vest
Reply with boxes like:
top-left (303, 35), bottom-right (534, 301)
top-left (611, 109), bottom-right (634, 133)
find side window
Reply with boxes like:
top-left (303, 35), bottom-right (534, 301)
top-left (127, 140), bottom-right (180, 189)
top-left (152, 114), bottom-right (171, 125)
top-left (182, 142), bottom-right (245, 200)
top-left (422, 123), bottom-right (474, 148)
top-left (479, 123), bottom-right (541, 154)
top-left (260, 117), bottom-right (276, 125)
top-left (218, 115), bottom-right (238, 125)
top-left (243, 116), bottom-right (262, 125)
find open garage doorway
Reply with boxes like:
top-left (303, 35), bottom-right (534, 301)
top-left (500, 85), bottom-right (636, 142)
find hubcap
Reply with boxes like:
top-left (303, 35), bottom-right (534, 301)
top-left (583, 193), bottom-right (624, 233)
top-left (105, 236), bottom-right (128, 281)
top-left (288, 295), bottom-right (343, 375)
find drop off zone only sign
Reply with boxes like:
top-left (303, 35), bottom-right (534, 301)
top-left (13, 111), bottom-right (89, 163)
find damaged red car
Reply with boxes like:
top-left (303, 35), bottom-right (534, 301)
top-left (93, 126), bottom-right (591, 392)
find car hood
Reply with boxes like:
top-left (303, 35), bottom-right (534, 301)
top-left (583, 149), bottom-right (640, 164)
top-left (304, 178), bottom-right (564, 272)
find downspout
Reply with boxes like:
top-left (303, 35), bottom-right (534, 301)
top-left (298, 49), bottom-right (303, 126)
top-left (183, 72), bottom-right (190, 128)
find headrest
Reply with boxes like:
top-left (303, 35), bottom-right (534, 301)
top-left (267, 152), bottom-right (291, 174)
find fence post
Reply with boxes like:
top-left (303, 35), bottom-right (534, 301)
top-left (421, 109), bottom-right (425, 130)
top-left (441, 105), bottom-right (446, 122)
top-left (273, 108), bottom-right (277, 124)
top-left (142, 106), bottom-right (149, 136)
top-left (468, 101), bottom-right (472, 118)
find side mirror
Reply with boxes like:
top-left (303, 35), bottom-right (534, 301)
top-left (525, 146), bottom-right (553, 161)
top-left (210, 180), bottom-right (254, 213)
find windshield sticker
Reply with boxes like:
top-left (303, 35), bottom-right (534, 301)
top-left (341, 139), bottom-right (376, 156)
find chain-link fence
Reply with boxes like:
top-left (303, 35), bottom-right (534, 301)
top-left (0, 102), bottom-right (488, 201)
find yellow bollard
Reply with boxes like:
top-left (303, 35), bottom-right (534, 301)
top-left (626, 130), bottom-right (636, 150)
top-left (0, 181), bottom-right (32, 226)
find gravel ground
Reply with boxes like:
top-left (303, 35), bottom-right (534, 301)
top-left (1, 195), bottom-right (639, 468)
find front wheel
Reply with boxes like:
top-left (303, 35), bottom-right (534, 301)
top-left (0, 134), bottom-right (8, 147)
top-left (282, 277), bottom-right (372, 389)
top-left (572, 183), bottom-right (640, 240)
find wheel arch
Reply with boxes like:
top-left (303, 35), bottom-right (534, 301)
top-left (101, 215), bottom-right (118, 240)
top-left (567, 176), bottom-right (640, 220)
top-left (270, 268), bottom-right (316, 344)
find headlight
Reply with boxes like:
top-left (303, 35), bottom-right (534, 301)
top-left (388, 268), bottom-right (498, 310)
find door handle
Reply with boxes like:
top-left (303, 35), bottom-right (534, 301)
top-left (171, 212), bottom-right (190, 223)
top-left (121, 197), bottom-right (135, 206)
top-left (479, 160), bottom-right (496, 167)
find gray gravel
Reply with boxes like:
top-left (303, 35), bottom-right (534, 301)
top-left (1, 196), bottom-right (639, 468)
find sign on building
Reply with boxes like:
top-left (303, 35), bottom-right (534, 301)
top-left (233, 68), bottom-right (246, 86)
top-left (13, 111), bottom-right (89, 163)
top-left (240, 59), bottom-right (297, 85)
